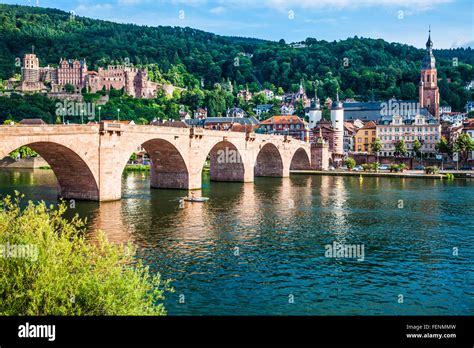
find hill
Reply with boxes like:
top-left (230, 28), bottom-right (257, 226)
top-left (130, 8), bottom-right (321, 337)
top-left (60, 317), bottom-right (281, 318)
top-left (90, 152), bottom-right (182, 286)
top-left (0, 4), bottom-right (473, 111)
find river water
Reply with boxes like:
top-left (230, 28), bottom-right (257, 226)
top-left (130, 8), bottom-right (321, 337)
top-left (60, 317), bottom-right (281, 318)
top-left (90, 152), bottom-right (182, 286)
top-left (0, 169), bottom-right (473, 315)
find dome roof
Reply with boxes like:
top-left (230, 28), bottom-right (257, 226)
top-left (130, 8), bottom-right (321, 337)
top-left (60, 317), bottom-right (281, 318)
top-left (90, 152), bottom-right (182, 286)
top-left (332, 100), bottom-right (343, 109)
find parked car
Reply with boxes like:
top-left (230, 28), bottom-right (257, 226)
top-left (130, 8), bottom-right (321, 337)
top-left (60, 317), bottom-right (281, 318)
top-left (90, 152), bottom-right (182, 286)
top-left (379, 164), bottom-right (389, 170)
top-left (328, 166), bottom-right (336, 171)
top-left (444, 166), bottom-right (455, 170)
top-left (353, 165), bottom-right (363, 172)
top-left (460, 165), bottom-right (473, 170)
top-left (414, 165), bottom-right (425, 170)
top-left (339, 165), bottom-right (348, 170)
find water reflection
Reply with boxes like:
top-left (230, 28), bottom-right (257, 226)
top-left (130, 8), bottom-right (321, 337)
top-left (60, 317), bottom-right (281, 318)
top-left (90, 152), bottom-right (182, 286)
top-left (0, 168), bottom-right (472, 315)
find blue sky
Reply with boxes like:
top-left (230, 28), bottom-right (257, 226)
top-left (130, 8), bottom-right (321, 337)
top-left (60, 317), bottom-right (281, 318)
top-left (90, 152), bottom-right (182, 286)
top-left (2, 0), bottom-right (473, 48)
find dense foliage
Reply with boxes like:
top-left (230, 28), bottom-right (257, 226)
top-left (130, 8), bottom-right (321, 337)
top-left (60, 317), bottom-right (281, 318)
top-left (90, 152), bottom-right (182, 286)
top-left (0, 193), bottom-right (171, 315)
top-left (0, 3), bottom-right (473, 119)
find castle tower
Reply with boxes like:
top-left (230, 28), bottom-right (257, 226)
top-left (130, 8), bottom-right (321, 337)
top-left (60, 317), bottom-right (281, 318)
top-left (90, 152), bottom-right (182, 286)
top-left (419, 28), bottom-right (440, 118)
top-left (22, 53), bottom-right (40, 83)
top-left (330, 91), bottom-right (344, 155)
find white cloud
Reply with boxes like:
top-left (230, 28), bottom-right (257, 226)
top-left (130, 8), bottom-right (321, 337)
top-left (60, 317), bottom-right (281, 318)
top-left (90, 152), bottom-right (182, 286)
top-left (118, 0), bottom-right (144, 5)
top-left (75, 3), bottom-right (114, 16)
top-left (209, 6), bottom-right (225, 14)
top-left (221, 0), bottom-right (453, 12)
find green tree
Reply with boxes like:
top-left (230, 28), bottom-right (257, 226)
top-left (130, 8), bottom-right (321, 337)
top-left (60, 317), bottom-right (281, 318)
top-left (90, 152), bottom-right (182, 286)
top-left (9, 146), bottom-right (37, 160)
top-left (394, 140), bottom-right (408, 157)
top-left (0, 193), bottom-right (172, 315)
top-left (64, 83), bottom-right (75, 94)
top-left (345, 157), bottom-right (356, 170)
top-left (413, 139), bottom-right (423, 158)
top-left (453, 133), bottom-right (474, 163)
top-left (435, 136), bottom-right (453, 156)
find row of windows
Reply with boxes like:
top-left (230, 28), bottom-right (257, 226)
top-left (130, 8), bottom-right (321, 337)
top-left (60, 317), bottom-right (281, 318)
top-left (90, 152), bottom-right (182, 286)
top-left (356, 137), bottom-right (376, 144)
top-left (381, 135), bottom-right (438, 141)
top-left (265, 124), bottom-right (302, 130)
top-left (383, 143), bottom-right (436, 149)
top-left (379, 127), bottom-right (437, 132)
top-left (362, 130), bottom-right (376, 136)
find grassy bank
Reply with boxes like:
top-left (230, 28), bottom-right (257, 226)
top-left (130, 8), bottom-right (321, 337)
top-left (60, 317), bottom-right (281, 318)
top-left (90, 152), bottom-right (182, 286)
top-left (124, 164), bottom-right (150, 172)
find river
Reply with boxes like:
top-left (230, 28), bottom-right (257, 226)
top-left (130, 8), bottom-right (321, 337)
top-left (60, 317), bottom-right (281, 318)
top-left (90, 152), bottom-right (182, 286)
top-left (0, 168), bottom-right (473, 315)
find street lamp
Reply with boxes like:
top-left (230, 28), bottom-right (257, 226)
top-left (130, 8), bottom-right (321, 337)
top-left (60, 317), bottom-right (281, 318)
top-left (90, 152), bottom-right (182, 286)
top-left (98, 106), bottom-right (101, 123)
top-left (117, 108), bottom-right (121, 121)
top-left (62, 107), bottom-right (66, 124)
top-left (80, 109), bottom-right (84, 124)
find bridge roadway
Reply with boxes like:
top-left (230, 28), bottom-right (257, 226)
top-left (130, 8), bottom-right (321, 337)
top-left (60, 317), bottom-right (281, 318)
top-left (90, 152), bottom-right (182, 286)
top-left (0, 122), bottom-right (312, 201)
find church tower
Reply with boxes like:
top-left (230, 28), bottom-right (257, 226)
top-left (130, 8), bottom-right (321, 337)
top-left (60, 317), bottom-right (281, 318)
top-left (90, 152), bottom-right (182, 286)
top-left (419, 28), bottom-right (440, 118)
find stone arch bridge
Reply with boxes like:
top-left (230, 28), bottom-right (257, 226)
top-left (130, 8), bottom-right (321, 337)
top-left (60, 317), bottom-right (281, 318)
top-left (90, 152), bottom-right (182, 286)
top-left (0, 123), bottom-right (312, 201)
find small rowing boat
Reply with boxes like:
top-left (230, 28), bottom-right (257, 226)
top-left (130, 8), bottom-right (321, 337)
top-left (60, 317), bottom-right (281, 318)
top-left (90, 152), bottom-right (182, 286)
top-left (182, 196), bottom-right (209, 203)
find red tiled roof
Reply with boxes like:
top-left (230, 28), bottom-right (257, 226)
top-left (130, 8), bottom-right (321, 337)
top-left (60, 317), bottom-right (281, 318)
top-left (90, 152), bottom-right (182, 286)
top-left (361, 121), bottom-right (377, 129)
top-left (260, 115), bottom-right (304, 125)
top-left (103, 120), bottom-right (134, 125)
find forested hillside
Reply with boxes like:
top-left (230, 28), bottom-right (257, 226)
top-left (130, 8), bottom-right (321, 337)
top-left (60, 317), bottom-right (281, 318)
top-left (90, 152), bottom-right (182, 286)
top-left (0, 4), bottom-right (473, 111)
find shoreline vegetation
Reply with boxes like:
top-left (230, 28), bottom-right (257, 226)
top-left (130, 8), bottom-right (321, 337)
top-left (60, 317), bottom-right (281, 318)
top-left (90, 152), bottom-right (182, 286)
top-left (290, 170), bottom-right (469, 179)
top-left (0, 192), bottom-right (172, 315)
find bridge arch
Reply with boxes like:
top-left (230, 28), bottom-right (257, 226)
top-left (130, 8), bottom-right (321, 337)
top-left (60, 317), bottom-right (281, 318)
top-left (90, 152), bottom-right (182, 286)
top-left (120, 137), bottom-right (190, 189)
top-left (8, 142), bottom-right (99, 201)
top-left (290, 147), bottom-right (311, 170)
top-left (205, 140), bottom-right (246, 182)
top-left (254, 143), bottom-right (284, 177)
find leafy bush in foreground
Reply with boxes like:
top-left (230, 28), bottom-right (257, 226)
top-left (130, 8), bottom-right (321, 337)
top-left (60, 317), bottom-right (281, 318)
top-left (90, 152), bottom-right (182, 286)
top-left (0, 193), bottom-right (171, 315)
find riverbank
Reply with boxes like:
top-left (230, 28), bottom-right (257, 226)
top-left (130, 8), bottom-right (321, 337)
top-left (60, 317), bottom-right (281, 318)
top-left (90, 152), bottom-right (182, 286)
top-left (290, 170), bottom-right (473, 179)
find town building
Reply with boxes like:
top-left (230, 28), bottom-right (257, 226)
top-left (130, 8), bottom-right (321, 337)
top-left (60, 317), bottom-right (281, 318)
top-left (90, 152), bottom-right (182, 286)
top-left (354, 121), bottom-right (377, 153)
top-left (462, 118), bottom-right (474, 160)
top-left (258, 115), bottom-right (309, 141)
top-left (284, 83), bottom-right (311, 108)
top-left (465, 101), bottom-right (474, 113)
top-left (280, 103), bottom-right (295, 115)
top-left (343, 121), bottom-right (360, 153)
top-left (179, 111), bottom-right (191, 120)
top-left (343, 99), bottom-right (433, 122)
top-left (185, 116), bottom-right (259, 131)
top-left (237, 88), bottom-right (253, 101)
top-left (441, 121), bottom-right (463, 146)
top-left (377, 114), bottom-right (441, 157)
top-left (439, 106), bottom-right (452, 114)
top-left (464, 80), bottom-right (474, 90)
top-left (256, 89), bottom-right (275, 100)
top-left (226, 107), bottom-right (246, 118)
top-left (440, 112), bottom-right (467, 126)
top-left (254, 104), bottom-right (273, 118)
top-left (193, 108), bottom-right (208, 119)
